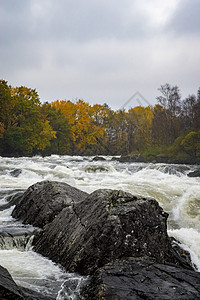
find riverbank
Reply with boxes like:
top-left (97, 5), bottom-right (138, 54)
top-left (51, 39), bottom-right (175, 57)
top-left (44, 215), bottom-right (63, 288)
top-left (1, 152), bottom-right (200, 165)
top-left (113, 154), bottom-right (200, 165)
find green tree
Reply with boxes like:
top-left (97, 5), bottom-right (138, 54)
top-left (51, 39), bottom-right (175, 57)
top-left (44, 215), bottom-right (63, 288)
top-left (181, 131), bottom-right (200, 158)
top-left (0, 82), bottom-right (56, 155)
top-left (41, 103), bottom-right (71, 154)
top-left (0, 80), bottom-right (15, 130)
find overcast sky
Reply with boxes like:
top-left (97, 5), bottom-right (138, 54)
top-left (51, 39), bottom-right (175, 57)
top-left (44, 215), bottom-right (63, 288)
top-left (1, 0), bottom-right (200, 109)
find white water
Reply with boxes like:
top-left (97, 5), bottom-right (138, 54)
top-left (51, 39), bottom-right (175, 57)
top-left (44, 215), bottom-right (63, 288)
top-left (0, 155), bottom-right (200, 298)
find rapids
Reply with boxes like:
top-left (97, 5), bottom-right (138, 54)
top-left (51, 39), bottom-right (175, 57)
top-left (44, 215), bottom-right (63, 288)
top-left (0, 155), bottom-right (200, 298)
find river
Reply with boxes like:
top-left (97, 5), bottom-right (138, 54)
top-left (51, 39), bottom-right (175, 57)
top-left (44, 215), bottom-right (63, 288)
top-left (0, 155), bottom-right (200, 299)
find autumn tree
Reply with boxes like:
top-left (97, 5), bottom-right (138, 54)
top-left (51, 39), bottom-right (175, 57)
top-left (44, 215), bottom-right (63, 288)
top-left (51, 99), bottom-right (105, 154)
top-left (127, 106), bottom-right (153, 152)
top-left (0, 82), bottom-right (56, 155)
top-left (90, 103), bottom-right (112, 154)
top-left (41, 103), bottom-right (71, 154)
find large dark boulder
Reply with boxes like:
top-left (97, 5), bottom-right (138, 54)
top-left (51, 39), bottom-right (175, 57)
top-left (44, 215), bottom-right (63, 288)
top-left (12, 181), bottom-right (88, 228)
top-left (0, 265), bottom-right (24, 300)
top-left (34, 189), bottom-right (184, 275)
top-left (0, 265), bottom-right (51, 300)
top-left (81, 258), bottom-right (200, 300)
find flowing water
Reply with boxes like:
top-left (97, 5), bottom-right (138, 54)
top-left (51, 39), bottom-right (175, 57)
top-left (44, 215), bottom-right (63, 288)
top-left (0, 155), bottom-right (200, 298)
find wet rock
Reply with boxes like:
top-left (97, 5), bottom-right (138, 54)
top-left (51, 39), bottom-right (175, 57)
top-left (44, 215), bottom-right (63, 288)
top-left (110, 156), bottom-right (119, 161)
top-left (12, 181), bottom-right (88, 228)
top-left (92, 156), bottom-right (106, 161)
top-left (34, 189), bottom-right (186, 275)
top-left (21, 287), bottom-right (54, 300)
top-left (0, 226), bottom-right (37, 237)
top-left (81, 258), bottom-right (200, 300)
top-left (188, 169), bottom-right (200, 177)
top-left (85, 165), bottom-right (110, 173)
top-left (0, 265), bottom-right (24, 299)
top-left (170, 237), bottom-right (195, 271)
top-left (10, 169), bottom-right (22, 177)
top-left (0, 192), bottom-right (24, 211)
top-left (119, 154), bottom-right (147, 163)
top-left (159, 165), bottom-right (190, 176)
top-left (0, 225), bottom-right (39, 250)
top-left (0, 265), bottom-right (52, 299)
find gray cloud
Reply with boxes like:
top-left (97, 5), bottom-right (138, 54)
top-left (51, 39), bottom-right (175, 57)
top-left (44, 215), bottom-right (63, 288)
top-left (1, 0), bottom-right (148, 44)
top-left (168, 0), bottom-right (200, 34)
top-left (1, 0), bottom-right (200, 109)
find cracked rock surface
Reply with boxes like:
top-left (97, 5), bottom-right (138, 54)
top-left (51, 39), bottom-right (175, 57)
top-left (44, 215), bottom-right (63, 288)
top-left (11, 181), bottom-right (88, 228)
top-left (33, 189), bottom-right (186, 275)
top-left (81, 258), bottom-right (200, 300)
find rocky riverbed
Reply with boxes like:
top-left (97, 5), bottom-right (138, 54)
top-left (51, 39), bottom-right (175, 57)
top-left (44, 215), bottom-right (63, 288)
top-left (1, 180), bottom-right (200, 299)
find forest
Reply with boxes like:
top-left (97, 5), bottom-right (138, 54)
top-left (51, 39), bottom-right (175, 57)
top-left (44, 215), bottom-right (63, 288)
top-left (0, 79), bottom-right (200, 162)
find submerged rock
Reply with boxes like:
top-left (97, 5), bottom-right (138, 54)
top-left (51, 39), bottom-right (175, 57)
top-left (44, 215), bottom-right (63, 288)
top-left (34, 189), bottom-right (186, 275)
top-left (188, 169), bottom-right (200, 177)
top-left (10, 169), bottom-right (22, 177)
top-left (84, 165), bottom-right (110, 173)
top-left (119, 154), bottom-right (146, 163)
top-left (92, 156), bottom-right (106, 161)
top-left (12, 181), bottom-right (88, 228)
top-left (81, 258), bottom-right (200, 300)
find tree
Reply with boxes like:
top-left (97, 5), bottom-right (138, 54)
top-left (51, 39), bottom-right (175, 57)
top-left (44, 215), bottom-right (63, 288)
top-left (152, 104), bottom-right (175, 146)
top-left (128, 106), bottom-right (153, 152)
top-left (155, 84), bottom-right (182, 145)
top-left (180, 131), bottom-right (200, 158)
top-left (41, 103), bottom-right (71, 154)
top-left (193, 88), bottom-right (200, 130)
top-left (0, 82), bottom-right (56, 155)
top-left (0, 122), bottom-right (4, 138)
top-left (0, 80), bottom-right (15, 130)
top-left (156, 83), bottom-right (181, 116)
top-left (181, 95), bottom-right (197, 131)
top-left (3, 127), bottom-right (24, 153)
top-left (51, 99), bottom-right (105, 154)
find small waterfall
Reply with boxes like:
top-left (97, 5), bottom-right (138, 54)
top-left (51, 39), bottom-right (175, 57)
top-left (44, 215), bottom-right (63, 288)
top-left (0, 233), bottom-right (34, 250)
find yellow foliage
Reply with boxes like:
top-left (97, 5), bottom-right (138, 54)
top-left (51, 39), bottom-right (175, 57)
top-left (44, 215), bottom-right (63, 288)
top-left (37, 120), bottom-right (56, 150)
top-left (128, 106), bottom-right (153, 150)
top-left (51, 99), bottom-right (105, 152)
